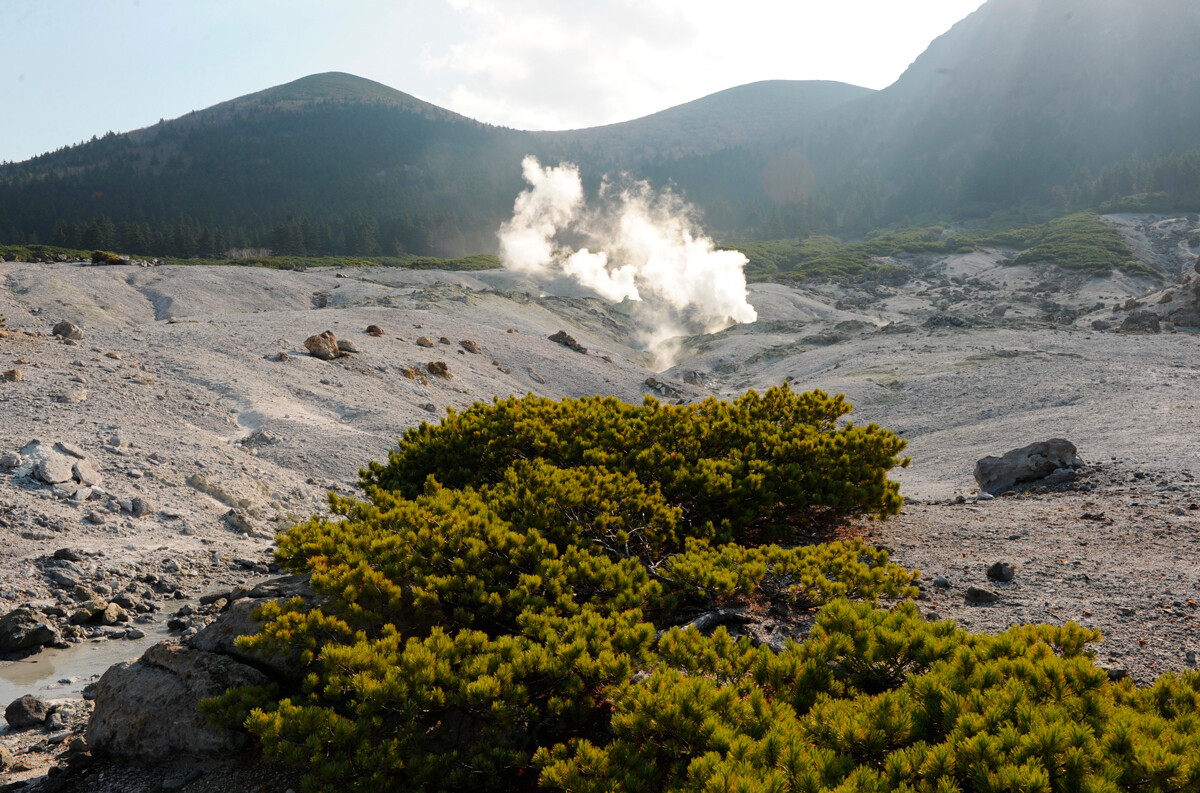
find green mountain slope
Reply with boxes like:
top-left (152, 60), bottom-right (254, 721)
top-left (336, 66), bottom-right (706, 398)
top-left (3, 0), bottom-right (1200, 258)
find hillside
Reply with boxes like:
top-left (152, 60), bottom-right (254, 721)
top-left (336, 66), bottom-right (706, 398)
top-left (809, 0), bottom-right (1200, 215)
top-left (3, 0), bottom-right (1200, 257)
top-left (534, 79), bottom-right (874, 163)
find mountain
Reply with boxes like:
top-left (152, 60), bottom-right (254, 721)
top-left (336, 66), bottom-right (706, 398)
top-left (0, 73), bottom-right (871, 257)
top-left (3, 0), bottom-right (1200, 258)
top-left (807, 0), bottom-right (1200, 215)
top-left (533, 80), bottom-right (874, 163)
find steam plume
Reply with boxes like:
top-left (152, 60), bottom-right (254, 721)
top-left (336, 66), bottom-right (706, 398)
top-left (499, 156), bottom-right (757, 364)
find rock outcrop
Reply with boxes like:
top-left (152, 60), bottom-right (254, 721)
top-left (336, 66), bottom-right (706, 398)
top-left (974, 439), bottom-right (1082, 495)
top-left (1120, 310), bottom-right (1161, 334)
top-left (549, 330), bottom-right (586, 353)
top-left (303, 330), bottom-right (340, 360)
top-left (0, 607), bottom-right (62, 654)
top-left (5, 694), bottom-right (50, 729)
top-left (86, 641), bottom-right (268, 759)
top-left (52, 321), bottom-right (84, 341)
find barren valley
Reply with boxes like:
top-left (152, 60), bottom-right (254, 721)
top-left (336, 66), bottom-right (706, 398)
top-left (1, 213), bottom-right (1200, 789)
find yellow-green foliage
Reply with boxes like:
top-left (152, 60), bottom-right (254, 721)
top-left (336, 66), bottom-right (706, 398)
top-left (90, 249), bottom-right (123, 264)
top-left (210, 385), bottom-right (1200, 792)
top-left (363, 385), bottom-right (910, 544)
top-left (539, 602), bottom-right (1200, 793)
top-left (208, 387), bottom-right (918, 791)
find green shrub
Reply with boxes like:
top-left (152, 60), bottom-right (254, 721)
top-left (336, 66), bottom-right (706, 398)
top-left (362, 385), bottom-right (909, 544)
top-left (539, 603), bottom-right (1200, 793)
top-left (208, 387), bottom-right (916, 792)
top-left (967, 213), bottom-right (1156, 277)
top-left (90, 249), bottom-right (123, 264)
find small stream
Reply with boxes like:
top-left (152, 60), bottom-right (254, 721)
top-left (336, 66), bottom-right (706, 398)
top-left (0, 616), bottom-right (177, 708)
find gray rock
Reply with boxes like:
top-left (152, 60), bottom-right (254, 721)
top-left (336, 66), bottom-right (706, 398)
top-left (86, 641), bottom-right (269, 759)
top-left (1120, 310), bottom-right (1161, 334)
top-left (130, 497), bottom-right (151, 518)
top-left (973, 439), bottom-right (1081, 495)
top-left (55, 441), bottom-right (87, 459)
top-left (337, 338), bottom-right (360, 354)
top-left (223, 508), bottom-right (254, 533)
top-left (0, 451), bottom-right (20, 468)
top-left (5, 694), bottom-right (49, 729)
top-left (932, 576), bottom-right (951, 589)
top-left (190, 574), bottom-right (316, 682)
top-left (986, 562), bottom-right (1016, 582)
top-left (35, 453), bottom-right (76, 484)
top-left (964, 585), bottom-right (999, 604)
top-left (73, 458), bottom-right (102, 487)
top-left (52, 321), bottom-right (84, 340)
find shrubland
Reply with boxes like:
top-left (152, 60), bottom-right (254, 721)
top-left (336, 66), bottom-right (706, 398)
top-left (732, 212), bottom-right (1153, 282)
top-left (209, 386), bottom-right (1200, 793)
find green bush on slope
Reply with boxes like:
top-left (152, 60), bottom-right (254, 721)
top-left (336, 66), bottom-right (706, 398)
top-left (208, 385), bottom-right (1200, 793)
top-left (207, 386), bottom-right (914, 791)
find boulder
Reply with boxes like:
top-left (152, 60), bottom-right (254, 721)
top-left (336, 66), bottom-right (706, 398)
top-left (73, 458), bottom-right (102, 486)
top-left (303, 330), bottom-right (339, 360)
top-left (986, 562), bottom-right (1016, 582)
top-left (190, 575), bottom-right (316, 681)
top-left (548, 330), bottom-right (586, 353)
top-left (427, 361), bottom-right (451, 378)
top-left (964, 586), bottom-right (999, 604)
top-left (70, 600), bottom-right (110, 625)
top-left (460, 339), bottom-right (482, 354)
top-left (5, 695), bottom-right (49, 729)
top-left (973, 439), bottom-right (1081, 495)
top-left (35, 453), bottom-right (76, 484)
top-left (337, 338), bottom-right (360, 354)
top-left (415, 336), bottom-right (435, 348)
top-left (1120, 310), bottom-right (1161, 334)
top-left (0, 607), bottom-right (61, 654)
top-left (52, 321), bottom-right (84, 340)
top-left (0, 451), bottom-right (20, 468)
top-left (86, 641), bottom-right (269, 759)
top-left (366, 324), bottom-right (385, 336)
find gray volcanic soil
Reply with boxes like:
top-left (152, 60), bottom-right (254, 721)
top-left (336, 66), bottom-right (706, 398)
top-left (1, 213), bottom-right (1199, 787)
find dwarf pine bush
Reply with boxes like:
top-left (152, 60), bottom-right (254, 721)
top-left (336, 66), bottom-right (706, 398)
top-left (209, 386), bottom-right (1200, 793)
top-left (362, 385), bottom-right (910, 543)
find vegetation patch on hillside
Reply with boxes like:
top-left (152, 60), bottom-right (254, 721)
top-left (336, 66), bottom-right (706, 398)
top-left (973, 213), bottom-right (1155, 276)
top-left (729, 212), bottom-right (1152, 282)
top-left (205, 386), bottom-right (1200, 793)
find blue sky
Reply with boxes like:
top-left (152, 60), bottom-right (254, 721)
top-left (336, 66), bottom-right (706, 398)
top-left (0, 0), bottom-right (984, 163)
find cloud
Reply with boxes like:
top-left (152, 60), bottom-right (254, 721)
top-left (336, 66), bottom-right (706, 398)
top-left (423, 0), bottom-right (696, 130)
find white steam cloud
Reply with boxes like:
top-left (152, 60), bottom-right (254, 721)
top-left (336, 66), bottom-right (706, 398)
top-left (499, 156), bottom-right (756, 364)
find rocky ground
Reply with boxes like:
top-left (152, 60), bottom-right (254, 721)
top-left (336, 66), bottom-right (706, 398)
top-left (0, 213), bottom-right (1199, 790)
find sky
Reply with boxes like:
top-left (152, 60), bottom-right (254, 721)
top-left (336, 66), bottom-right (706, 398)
top-left (0, 0), bottom-right (985, 164)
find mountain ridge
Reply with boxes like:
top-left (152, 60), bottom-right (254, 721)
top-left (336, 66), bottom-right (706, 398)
top-left (3, 0), bottom-right (1200, 256)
